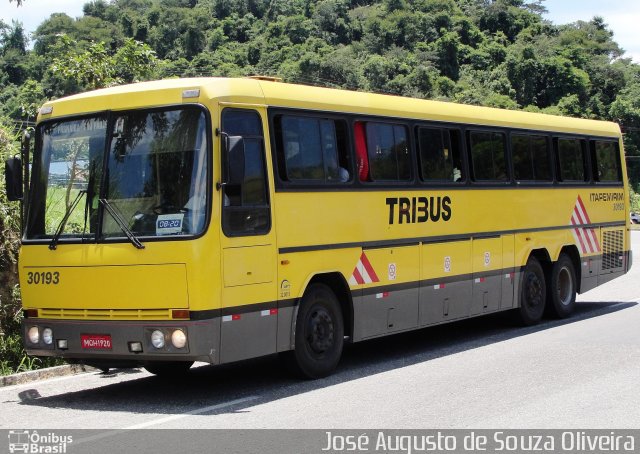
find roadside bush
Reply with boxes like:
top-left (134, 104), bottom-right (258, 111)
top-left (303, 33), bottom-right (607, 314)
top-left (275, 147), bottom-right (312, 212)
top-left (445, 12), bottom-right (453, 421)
top-left (0, 120), bottom-right (63, 375)
top-left (631, 186), bottom-right (640, 213)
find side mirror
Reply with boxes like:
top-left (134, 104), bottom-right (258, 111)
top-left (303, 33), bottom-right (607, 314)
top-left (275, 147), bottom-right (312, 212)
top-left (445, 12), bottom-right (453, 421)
top-left (224, 136), bottom-right (245, 186)
top-left (5, 156), bottom-right (23, 201)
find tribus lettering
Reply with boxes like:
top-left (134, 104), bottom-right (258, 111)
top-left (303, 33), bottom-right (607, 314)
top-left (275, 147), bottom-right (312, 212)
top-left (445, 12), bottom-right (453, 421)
top-left (386, 196), bottom-right (452, 224)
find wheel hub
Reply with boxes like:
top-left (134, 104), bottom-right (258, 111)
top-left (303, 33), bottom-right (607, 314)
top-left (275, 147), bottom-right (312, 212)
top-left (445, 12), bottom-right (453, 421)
top-left (557, 266), bottom-right (573, 306)
top-left (307, 309), bottom-right (334, 354)
top-left (526, 272), bottom-right (543, 308)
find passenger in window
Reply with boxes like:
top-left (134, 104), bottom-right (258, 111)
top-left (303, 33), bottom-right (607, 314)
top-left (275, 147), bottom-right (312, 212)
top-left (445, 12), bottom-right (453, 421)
top-left (338, 166), bottom-right (349, 182)
top-left (326, 150), bottom-right (349, 182)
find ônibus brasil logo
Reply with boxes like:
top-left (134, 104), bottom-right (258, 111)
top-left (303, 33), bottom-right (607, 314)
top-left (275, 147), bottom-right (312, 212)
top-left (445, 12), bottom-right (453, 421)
top-left (8, 430), bottom-right (73, 454)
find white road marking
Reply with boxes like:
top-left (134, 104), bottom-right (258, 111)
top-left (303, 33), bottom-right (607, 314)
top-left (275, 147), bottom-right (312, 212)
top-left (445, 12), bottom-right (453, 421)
top-left (125, 395), bottom-right (259, 429)
top-left (73, 395), bottom-right (259, 446)
top-left (622, 296), bottom-right (640, 303)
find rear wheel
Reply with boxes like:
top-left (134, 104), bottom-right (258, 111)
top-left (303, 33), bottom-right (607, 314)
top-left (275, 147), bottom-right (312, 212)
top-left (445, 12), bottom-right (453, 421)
top-left (517, 257), bottom-right (546, 325)
top-left (285, 283), bottom-right (344, 379)
top-left (546, 254), bottom-right (577, 318)
top-left (144, 361), bottom-right (193, 377)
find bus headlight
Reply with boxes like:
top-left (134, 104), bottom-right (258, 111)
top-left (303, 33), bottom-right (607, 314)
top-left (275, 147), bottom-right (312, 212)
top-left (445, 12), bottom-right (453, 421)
top-left (27, 326), bottom-right (39, 344)
top-left (171, 329), bottom-right (187, 349)
top-left (150, 330), bottom-right (165, 349)
top-left (42, 328), bottom-right (53, 345)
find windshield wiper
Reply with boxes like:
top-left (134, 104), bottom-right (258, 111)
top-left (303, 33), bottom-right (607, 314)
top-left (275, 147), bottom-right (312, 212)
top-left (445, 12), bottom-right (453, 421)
top-left (99, 198), bottom-right (145, 249)
top-left (49, 190), bottom-right (87, 250)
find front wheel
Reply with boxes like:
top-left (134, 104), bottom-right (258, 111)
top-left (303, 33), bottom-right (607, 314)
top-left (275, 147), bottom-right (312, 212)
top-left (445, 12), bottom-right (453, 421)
top-left (285, 283), bottom-right (344, 379)
top-left (517, 257), bottom-right (546, 326)
top-left (546, 254), bottom-right (577, 318)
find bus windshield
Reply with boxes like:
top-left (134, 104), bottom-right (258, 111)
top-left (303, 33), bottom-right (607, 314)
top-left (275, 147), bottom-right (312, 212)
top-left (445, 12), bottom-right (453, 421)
top-left (26, 106), bottom-right (209, 243)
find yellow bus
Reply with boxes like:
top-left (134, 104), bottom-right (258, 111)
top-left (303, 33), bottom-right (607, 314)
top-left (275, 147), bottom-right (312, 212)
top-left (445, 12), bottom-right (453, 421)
top-left (6, 77), bottom-right (632, 378)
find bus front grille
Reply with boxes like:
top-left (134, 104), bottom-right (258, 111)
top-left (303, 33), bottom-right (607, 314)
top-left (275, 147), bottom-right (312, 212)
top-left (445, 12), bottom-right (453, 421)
top-left (38, 308), bottom-right (173, 320)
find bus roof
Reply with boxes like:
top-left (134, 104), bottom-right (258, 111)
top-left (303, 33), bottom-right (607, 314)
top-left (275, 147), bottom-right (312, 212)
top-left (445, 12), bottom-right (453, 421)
top-left (40, 77), bottom-right (621, 137)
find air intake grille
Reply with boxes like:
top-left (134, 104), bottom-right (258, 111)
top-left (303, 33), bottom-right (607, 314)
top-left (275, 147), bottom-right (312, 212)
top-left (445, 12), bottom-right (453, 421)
top-left (602, 229), bottom-right (624, 270)
top-left (38, 308), bottom-right (173, 320)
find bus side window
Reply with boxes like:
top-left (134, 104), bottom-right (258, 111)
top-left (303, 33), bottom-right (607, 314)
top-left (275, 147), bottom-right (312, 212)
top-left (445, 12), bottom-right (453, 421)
top-left (512, 134), bottom-right (552, 182)
top-left (591, 140), bottom-right (622, 183)
top-left (556, 137), bottom-right (587, 182)
top-left (363, 122), bottom-right (411, 182)
top-left (417, 126), bottom-right (464, 183)
top-left (468, 131), bottom-right (508, 182)
top-left (275, 115), bottom-right (351, 184)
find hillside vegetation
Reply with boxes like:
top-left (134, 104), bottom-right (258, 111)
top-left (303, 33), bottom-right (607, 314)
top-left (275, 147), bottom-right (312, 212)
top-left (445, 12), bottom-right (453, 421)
top-left (2, 0), bottom-right (640, 176)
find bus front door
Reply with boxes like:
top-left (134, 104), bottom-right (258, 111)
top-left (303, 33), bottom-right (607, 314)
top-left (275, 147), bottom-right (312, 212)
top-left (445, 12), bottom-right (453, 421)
top-left (218, 107), bottom-right (278, 364)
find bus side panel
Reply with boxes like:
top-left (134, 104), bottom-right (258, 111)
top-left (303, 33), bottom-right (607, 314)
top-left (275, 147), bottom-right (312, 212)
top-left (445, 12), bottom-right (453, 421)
top-left (580, 256), bottom-right (598, 293)
top-left (419, 240), bottom-right (473, 325)
top-left (470, 237), bottom-right (503, 316)
top-left (276, 303), bottom-right (296, 352)
top-left (219, 307), bottom-right (278, 364)
top-left (353, 246), bottom-right (420, 339)
top-left (501, 235), bottom-right (516, 309)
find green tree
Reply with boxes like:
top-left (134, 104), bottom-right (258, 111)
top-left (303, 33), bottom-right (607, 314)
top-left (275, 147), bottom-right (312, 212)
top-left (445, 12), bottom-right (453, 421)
top-left (50, 35), bottom-right (158, 90)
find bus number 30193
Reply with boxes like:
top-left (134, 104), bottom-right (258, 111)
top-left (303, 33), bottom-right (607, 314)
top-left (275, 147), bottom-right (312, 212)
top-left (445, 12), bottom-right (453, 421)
top-left (27, 271), bottom-right (60, 285)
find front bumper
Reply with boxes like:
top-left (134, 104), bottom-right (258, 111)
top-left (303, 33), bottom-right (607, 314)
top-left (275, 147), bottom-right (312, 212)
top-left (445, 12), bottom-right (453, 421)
top-left (22, 317), bottom-right (221, 364)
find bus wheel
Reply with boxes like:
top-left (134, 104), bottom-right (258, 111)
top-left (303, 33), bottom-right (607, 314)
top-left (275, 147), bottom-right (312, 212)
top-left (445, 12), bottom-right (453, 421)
top-left (546, 254), bottom-right (576, 318)
top-left (287, 283), bottom-right (344, 379)
top-left (144, 361), bottom-right (194, 377)
top-left (517, 257), bottom-right (546, 325)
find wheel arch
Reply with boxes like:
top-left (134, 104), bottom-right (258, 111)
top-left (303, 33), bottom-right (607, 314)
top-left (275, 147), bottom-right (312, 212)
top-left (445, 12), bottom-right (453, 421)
top-left (528, 248), bottom-right (552, 272)
top-left (302, 272), bottom-right (353, 341)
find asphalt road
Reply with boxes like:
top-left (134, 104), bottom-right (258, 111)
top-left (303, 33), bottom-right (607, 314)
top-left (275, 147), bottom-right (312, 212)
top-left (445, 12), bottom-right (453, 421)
top-left (1, 232), bottom-right (639, 431)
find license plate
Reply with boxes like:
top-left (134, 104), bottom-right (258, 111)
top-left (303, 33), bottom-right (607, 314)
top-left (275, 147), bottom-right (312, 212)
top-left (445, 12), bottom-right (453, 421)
top-left (81, 334), bottom-right (112, 350)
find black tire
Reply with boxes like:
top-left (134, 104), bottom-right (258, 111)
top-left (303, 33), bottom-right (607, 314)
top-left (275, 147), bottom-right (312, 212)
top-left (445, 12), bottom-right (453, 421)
top-left (285, 283), bottom-right (344, 379)
top-left (546, 254), bottom-right (577, 318)
top-left (144, 361), bottom-right (194, 377)
top-left (517, 256), bottom-right (546, 326)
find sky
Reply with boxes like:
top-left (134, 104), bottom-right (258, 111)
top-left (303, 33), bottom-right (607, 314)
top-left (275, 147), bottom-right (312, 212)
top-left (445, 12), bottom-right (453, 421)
top-left (1, 0), bottom-right (639, 62)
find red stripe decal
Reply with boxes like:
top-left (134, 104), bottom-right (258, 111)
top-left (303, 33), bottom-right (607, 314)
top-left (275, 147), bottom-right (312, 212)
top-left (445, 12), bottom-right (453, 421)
top-left (571, 218), bottom-right (587, 254)
top-left (588, 228), bottom-right (601, 252)
top-left (576, 196), bottom-right (591, 223)
top-left (360, 252), bottom-right (379, 282)
top-left (352, 267), bottom-right (365, 285)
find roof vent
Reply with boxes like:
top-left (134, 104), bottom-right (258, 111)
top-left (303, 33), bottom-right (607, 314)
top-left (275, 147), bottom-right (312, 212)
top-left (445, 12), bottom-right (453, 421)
top-left (247, 75), bottom-right (283, 82)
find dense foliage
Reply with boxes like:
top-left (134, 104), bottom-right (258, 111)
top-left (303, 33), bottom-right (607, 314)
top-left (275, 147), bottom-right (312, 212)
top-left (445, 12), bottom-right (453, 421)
top-left (1, 0), bottom-right (639, 182)
top-left (1, 0), bottom-right (640, 372)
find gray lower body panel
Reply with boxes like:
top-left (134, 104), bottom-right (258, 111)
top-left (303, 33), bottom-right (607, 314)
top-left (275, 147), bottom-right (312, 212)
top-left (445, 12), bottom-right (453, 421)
top-left (23, 318), bottom-right (221, 364)
top-left (355, 288), bottom-right (419, 340)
